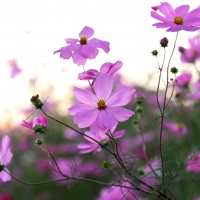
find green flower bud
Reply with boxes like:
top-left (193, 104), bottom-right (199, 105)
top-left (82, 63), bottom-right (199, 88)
top-left (102, 160), bottom-right (112, 170)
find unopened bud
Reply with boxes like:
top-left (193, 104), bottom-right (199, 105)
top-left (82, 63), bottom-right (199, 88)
top-left (160, 37), bottom-right (168, 48)
top-left (151, 50), bottom-right (158, 56)
top-left (30, 94), bottom-right (44, 109)
top-left (137, 167), bottom-right (145, 176)
top-left (102, 160), bottom-right (112, 170)
top-left (170, 67), bottom-right (178, 74)
top-left (35, 139), bottom-right (43, 146)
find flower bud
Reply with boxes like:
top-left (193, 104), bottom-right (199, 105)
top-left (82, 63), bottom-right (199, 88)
top-left (102, 160), bottom-right (112, 170)
top-left (151, 50), bottom-right (158, 56)
top-left (137, 167), bottom-right (145, 176)
top-left (30, 94), bottom-right (44, 109)
top-left (136, 106), bottom-right (143, 114)
top-left (170, 67), bottom-right (178, 74)
top-left (135, 93), bottom-right (145, 105)
top-left (101, 140), bottom-right (108, 147)
top-left (178, 46), bottom-right (186, 54)
top-left (132, 119), bottom-right (138, 126)
top-left (35, 138), bottom-right (43, 146)
top-left (160, 37), bottom-right (168, 48)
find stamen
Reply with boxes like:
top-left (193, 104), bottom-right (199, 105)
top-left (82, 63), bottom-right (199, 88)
top-left (174, 16), bottom-right (183, 25)
top-left (80, 36), bottom-right (87, 45)
top-left (97, 99), bottom-right (107, 110)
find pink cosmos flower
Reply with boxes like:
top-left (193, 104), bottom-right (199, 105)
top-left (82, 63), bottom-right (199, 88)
top-left (78, 61), bottom-right (123, 83)
top-left (186, 153), bottom-right (200, 173)
top-left (175, 72), bottom-right (192, 88)
top-left (68, 74), bottom-right (135, 134)
top-left (163, 120), bottom-right (187, 135)
top-left (151, 2), bottom-right (200, 32)
top-left (54, 26), bottom-right (110, 66)
top-left (21, 116), bottom-right (48, 134)
top-left (0, 135), bottom-right (13, 182)
top-left (8, 59), bottom-right (22, 78)
top-left (77, 125), bottom-right (125, 154)
top-left (179, 36), bottom-right (200, 63)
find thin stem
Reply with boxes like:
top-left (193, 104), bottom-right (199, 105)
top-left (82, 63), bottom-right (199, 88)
top-left (159, 32), bottom-right (179, 188)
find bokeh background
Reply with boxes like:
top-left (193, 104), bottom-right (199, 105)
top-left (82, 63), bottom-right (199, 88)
top-left (1, 0), bottom-right (200, 199)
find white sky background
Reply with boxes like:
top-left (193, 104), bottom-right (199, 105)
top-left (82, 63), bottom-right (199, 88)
top-left (0, 0), bottom-right (199, 126)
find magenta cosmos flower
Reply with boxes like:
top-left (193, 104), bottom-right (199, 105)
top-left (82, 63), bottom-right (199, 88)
top-left (78, 60), bottom-right (122, 84)
top-left (54, 26), bottom-right (110, 66)
top-left (0, 135), bottom-right (13, 182)
top-left (77, 125), bottom-right (125, 154)
top-left (21, 116), bottom-right (48, 134)
top-left (151, 2), bottom-right (200, 32)
top-left (175, 72), bottom-right (192, 88)
top-left (68, 74), bottom-right (135, 134)
top-left (186, 153), bottom-right (200, 173)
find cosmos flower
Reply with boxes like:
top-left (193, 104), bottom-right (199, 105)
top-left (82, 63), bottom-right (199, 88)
top-left (175, 72), bottom-right (192, 88)
top-left (21, 116), bottom-right (48, 134)
top-left (77, 125), bottom-right (125, 154)
top-left (151, 2), bottom-right (200, 32)
top-left (78, 61), bottom-right (122, 84)
top-left (0, 135), bottom-right (13, 182)
top-left (163, 120), bottom-right (187, 135)
top-left (179, 36), bottom-right (200, 63)
top-left (54, 26), bottom-right (110, 66)
top-left (68, 74), bottom-right (135, 134)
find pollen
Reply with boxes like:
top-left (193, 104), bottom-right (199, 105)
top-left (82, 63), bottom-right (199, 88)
top-left (80, 36), bottom-right (87, 45)
top-left (97, 99), bottom-right (107, 110)
top-left (174, 16), bottom-right (183, 25)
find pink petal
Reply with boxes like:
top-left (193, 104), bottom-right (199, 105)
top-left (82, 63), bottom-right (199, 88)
top-left (107, 87), bottom-right (136, 106)
top-left (73, 87), bottom-right (97, 105)
top-left (158, 2), bottom-right (175, 19)
top-left (100, 61), bottom-right (122, 75)
top-left (72, 47), bottom-right (88, 66)
top-left (174, 5), bottom-right (189, 16)
top-left (108, 107), bottom-right (134, 122)
top-left (151, 11), bottom-right (170, 23)
top-left (79, 26), bottom-right (94, 39)
top-left (84, 131), bottom-right (102, 143)
top-left (88, 38), bottom-right (110, 53)
top-left (81, 45), bottom-right (99, 59)
top-left (113, 130), bottom-right (125, 138)
top-left (65, 38), bottom-right (79, 44)
top-left (68, 103), bottom-right (94, 115)
top-left (152, 22), bottom-right (172, 28)
top-left (93, 74), bottom-right (114, 100)
top-left (74, 109), bottom-right (99, 128)
top-left (21, 120), bottom-right (33, 129)
top-left (184, 18), bottom-right (200, 26)
top-left (185, 8), bottom-right (200, 21)
top-left (0, 136), bottom-right (13, 166)
top-left (0, 168), bottom-right (11, 182)
top-left (78, 69), bottom-right (99, 80)
top-left (54, 44), bottom-right (80, 59)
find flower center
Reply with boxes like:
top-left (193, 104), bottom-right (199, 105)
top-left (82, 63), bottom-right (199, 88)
top-left (174, 16), bottom-right (183, 25)
top-left (80, 36), bottom-right (87, 45)
top-left (97, 99), bottom-right (107, 110)
top-left (0, 165), bottom-right (4, 172)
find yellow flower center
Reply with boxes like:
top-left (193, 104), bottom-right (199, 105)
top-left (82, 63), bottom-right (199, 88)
top-left (80, 36), bottom-right (87, 45)
top-left (174, 16), bottom-right (183, 25)
top-left (97, 99), bottom-right (107, 110)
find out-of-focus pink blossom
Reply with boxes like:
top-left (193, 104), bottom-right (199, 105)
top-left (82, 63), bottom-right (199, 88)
top-left (54, 26), bottom-right (110, 66)
top-left (69, 74), bottom-right (135, 134)
top-left (163, 120), bottom-right (187, 135)
top-left (96, 180), bottom-right (137, 200)
top-left (179, 36), bottom-right (200, 63)
top-left (186, 153), bottom-right (200, 173)
top-left (151, 2), bottom-right (200, 32)
top-left (175, 72), bottom-right (192, 88)
top-left (77, 125), bottom-right (125, 154)
top-left (0, 194), bottom-right (13, 200)
top-left (78, 61), bottom-right (122, 84)
top-left (0, 135), bottom-right (13, 182)
top-left (21, 116), bottom-right (48, 134)
top-left (7, 59), bottom-right (21, 78)
top-left (190, 81), bottom-right (200, 101)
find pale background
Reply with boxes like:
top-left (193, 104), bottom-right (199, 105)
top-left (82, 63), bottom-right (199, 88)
top-left (0, 0), bottom-right (199, 127)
